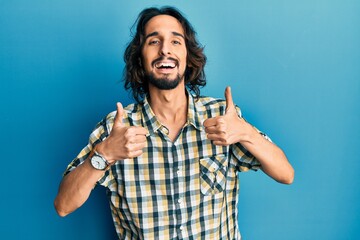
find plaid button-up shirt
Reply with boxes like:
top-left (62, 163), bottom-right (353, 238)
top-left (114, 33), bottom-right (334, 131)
top-left (65, 91), bottom-right (265, 239)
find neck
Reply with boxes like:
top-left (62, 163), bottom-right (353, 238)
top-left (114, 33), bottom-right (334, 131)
top-left (148, 84), bottom-right (188, 123)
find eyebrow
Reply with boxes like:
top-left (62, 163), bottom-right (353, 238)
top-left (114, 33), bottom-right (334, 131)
top-left (145, 31), bottom-right (185, 40)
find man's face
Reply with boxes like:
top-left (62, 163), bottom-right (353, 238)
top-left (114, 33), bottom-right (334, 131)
top-left (141, 14), bottom-right (187, 90)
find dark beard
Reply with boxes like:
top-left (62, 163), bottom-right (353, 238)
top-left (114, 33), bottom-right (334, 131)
top-left (146, 72), bottom-right (182, 90)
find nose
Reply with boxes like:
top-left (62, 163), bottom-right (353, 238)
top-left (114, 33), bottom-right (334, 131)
top-left (160, 42), bottom-right (171, 56)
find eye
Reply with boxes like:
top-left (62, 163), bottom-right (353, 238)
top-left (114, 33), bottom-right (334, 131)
top-left (172, 40), bottom-right (181, 45)
top-left (149, 39), bottom-right (160, 45)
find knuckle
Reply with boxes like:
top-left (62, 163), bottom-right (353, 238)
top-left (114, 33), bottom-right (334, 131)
top-left (124, 143), bottom-right (132, 152)
top-left (218, 125), bottom-right (226, 132)
top-left (217, 117), bottom-right (225, 123)
top-left (124, 129), bottom-right (133, 138)
top-left (126, 127), bottom-right (134, 134)
top-left (203, 119), bottom-right (210, 126)
top-left (219, 132), bottom-right (226, 138)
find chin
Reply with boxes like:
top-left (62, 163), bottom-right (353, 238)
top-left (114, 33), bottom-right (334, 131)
top-left (147, 72), bottom-right (183, 90)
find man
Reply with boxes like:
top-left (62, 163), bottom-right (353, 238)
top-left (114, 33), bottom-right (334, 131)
top-left (54, 6), bottom-right (294, 239)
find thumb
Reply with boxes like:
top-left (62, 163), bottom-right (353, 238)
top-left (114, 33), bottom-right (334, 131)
top-left (225, 86), bottom-right (235, 113)
top-left (114, 102), bottom-right (124, 126)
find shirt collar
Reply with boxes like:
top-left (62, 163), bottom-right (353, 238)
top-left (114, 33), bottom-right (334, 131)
top-left (141, 89), bottom-right (203, 136)
top-left (187, 91), bottom-right (203, 131)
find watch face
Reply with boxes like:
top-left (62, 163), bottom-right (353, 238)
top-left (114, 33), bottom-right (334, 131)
top-left (91, 155), bottom-right (107, 170)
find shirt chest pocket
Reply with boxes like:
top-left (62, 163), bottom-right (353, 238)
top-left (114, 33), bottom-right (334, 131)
top-left (200, 154), bottom-right (228, 195)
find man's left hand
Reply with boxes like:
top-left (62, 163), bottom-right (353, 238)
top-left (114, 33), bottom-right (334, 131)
top-left (203, 86), bottom-right (249, 146)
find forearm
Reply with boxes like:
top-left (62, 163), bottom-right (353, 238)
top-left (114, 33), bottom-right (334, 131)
top-left (54, 152), bottom-right (106, 216)
top-left (240, 122), bottom-right (294, 184)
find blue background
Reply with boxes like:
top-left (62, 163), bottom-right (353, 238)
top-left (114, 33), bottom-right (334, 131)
top-left (1, 0), bottom-right (359, 239)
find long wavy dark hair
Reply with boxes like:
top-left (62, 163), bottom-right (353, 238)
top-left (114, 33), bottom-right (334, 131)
top-left (124, 6), bottom-right (207, 103)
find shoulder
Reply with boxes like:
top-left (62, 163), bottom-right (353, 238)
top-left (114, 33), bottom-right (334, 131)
top-left (103, 102), bottom-right (141, 120)
top-left (194, 95), bottom-right (227, 117)
top-left (197, 95), bottom-right (226, 108)
top-left (197, 95), bottom-right (227, 108)
top-left (124, 102), bottom-right (142, 114)
top-left (102, 102), bottom-right (143, 129)
top-left (195, 95), bottom-right (242, 118)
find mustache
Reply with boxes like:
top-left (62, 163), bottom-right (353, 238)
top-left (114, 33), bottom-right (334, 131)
top-left (151, 57), bottom-right (179, 67)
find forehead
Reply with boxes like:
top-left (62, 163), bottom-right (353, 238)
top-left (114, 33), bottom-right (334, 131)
top-left (144, 14), bottom-right (184, 36)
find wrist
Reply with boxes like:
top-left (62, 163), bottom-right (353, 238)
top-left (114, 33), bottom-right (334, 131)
top-left (95, 142), bottom-right (116, 165)
top-left (236, 119), bottom-right (257, 144)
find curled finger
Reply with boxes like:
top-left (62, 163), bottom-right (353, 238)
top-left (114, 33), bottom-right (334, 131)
top-left (205, 125), bottom-right (226, 135)
top-left (128, 149), bottom-right (144, 158)
top-left (206, 133), bottom-right (226, 142)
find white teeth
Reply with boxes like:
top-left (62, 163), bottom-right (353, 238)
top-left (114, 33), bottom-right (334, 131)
top-left (155, 62), bottom-right (176, 68)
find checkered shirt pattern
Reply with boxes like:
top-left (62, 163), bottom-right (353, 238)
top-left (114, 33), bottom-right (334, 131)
top-left (65, 92), bottom-right (265, 240)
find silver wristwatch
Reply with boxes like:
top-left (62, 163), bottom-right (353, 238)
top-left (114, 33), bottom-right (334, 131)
top-left (90, 151), bottom-right (110, 170)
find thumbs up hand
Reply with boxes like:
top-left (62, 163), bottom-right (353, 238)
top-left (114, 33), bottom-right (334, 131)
top-left (95, 102), bottom-right (148, 163)
top-left (203, 87), bottom-right (248, 146)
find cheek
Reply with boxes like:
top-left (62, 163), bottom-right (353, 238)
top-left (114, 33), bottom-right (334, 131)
top-left (141, 56), bottom-right (152, 71)
top-left (141, 48), bottom-right (151, 65)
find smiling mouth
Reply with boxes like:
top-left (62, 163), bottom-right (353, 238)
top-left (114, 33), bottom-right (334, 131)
top-left (152, 57), bottom-right (178, 70)
top-left (154, 61), bottom-right (177, 69)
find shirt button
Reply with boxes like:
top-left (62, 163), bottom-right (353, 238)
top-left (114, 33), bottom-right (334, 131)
top-left (162, 126), bottom-right (169, 135)
top-left (178, 198), bottom-right (182, 204)
top-left (179, 225), bottom-right (183, 231)
top-left (176, 169), bottom-right (181, 176)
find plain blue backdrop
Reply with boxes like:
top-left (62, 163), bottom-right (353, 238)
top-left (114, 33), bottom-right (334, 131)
top-left (1, 0), bottom-right (359, 239)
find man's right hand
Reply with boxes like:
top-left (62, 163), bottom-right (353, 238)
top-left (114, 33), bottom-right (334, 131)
top-left (96, 102), bottom-right (148, 163)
